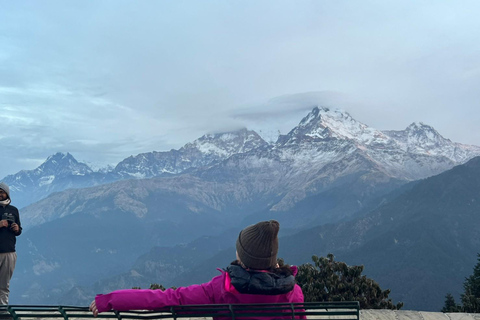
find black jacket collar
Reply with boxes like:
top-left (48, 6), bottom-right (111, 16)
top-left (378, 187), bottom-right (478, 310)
top-left (226, 264), bottom-right (295, 295)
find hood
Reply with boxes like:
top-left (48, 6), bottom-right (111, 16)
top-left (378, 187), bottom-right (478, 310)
top-left (226, 264), bottom-right (296, 295)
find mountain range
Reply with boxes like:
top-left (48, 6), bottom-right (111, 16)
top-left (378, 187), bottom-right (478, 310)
top-left (7, 106), bottom-right (480, 311)
top-left (4, 128), bottom-right (267, 210)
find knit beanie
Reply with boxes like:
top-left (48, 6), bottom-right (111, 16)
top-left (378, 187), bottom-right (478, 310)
top-left (0, 182), bottom-right (10, 199)
top-left (236, 220), bottom-right (280, 270)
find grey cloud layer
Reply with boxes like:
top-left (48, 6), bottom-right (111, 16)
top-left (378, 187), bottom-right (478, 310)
top-left (0, 1), bottom-right (480, 177)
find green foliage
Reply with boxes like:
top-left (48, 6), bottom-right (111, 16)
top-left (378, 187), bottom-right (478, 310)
top-left (149, 283), bottom-right (166, 290)
top-left (441, 293), bottom-right (461, 313)
top-left (442, 253), bottom-right (480, 313)
top-left (133, 283), bottom-right (177, 290)
top-left (296, 253), bottom-right (403, 310)
top-left (460, 253), bottom-right (480, 313)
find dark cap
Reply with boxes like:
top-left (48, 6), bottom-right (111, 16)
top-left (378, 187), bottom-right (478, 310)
top-left (236, 220), bottom-right (279, 269)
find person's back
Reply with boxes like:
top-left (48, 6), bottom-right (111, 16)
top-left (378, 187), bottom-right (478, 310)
top-left (90, 220), bottom-right (305, 320)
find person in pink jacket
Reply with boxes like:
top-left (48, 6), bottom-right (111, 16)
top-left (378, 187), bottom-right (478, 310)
top-left (89, 220), bottom-right (305, 319)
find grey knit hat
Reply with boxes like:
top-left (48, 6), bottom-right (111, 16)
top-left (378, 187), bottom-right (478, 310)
top-left (0, 182), bottom-right (10, 199)
top-left (236, 220), bottom-right (280, 269)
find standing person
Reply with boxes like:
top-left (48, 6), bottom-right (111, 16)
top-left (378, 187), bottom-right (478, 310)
top-left (0, 182), bottom-right (21, 306)
top-left (90, 220), bottom-right (305, 319)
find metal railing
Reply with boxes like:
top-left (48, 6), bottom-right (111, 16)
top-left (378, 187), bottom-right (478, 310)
top-left (0, 302), bottom-right (360, 320)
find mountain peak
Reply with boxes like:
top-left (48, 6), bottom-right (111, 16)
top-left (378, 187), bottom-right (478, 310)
top-left (199, 127), bottom-right (249, 142)
top-left (183, 128), bottom-right (267, 156)
top-left (280, 106), bottom-right (388, 145)
top-left (114, 128), bottom-right (268, 179)
top-left (386, 122), bottom-right (451, 148)
top-left (45, 152), bottom-right (75, 162)
top-left (38, 152), bottom-right (92, 176)
top-left (405, 122), bottom-right (443, 138)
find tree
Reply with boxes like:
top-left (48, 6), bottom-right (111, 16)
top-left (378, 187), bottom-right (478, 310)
top-left (133, 283), bottom-right (177, 290)
top-left (441, 293), bottom-right (461, 313)
top-left (296, 253), bottom-right (403, 310)
top-left (460, 253), bottom-right (480, 313)
top-left (149, 283), bottom-right (167, 290)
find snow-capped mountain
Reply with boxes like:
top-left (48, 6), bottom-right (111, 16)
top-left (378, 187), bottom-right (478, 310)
top-left (8, 152), bottom-right (93, 188)
top-left (2, 130), bottom-right (268, 209)
top-left (279, 107), bottom-right (390, 145)
top-left (114, 128), bottom-right (267, 178)
top-left (277, 107), bottom-right (480, 181)
top-left (8, 106), bottom-right (480, 215)
top-left (279, 107), bottom-right (478, 162)
top-left (233, 107), bottom-right (480, 212)
top-left (383, 122), bottom-right (477, 162)
top-left (2, 153), bottom-right (103, 209)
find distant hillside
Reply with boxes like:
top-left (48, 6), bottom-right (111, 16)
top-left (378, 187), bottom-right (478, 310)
top-left (123, 157), bottom-right (480, 311)
top-left (279, 156), bottom-right (480, 311)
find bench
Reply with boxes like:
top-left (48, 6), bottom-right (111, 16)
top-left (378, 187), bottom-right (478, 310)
top-left (0, 302), bottom-right (360, 320)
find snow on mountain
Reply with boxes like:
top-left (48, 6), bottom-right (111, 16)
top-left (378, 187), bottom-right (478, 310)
top-left (3, 129), bottom-right (269, 210)
top-left (273, 107), bottom-right (387, 180)
top-left (383, 122), bottom-right (479, 163)
top-left (114, 128), bottom-right (268, 178)
top-left (7, 106), bottom-right (480, 216)
top-left (35, 152), bottom-right (92, 176)
top-left (2, 152), bottom-right (103, 209)
top-left (244, 106), bottom-right (480, 211)
top-left (6, 152), bottom-right (92, 192)
top-left (185, 128), bottom-right (268, 156)
top-left (281, 107), bottom-right (480, 178)
top-left (284, 107), bottom-right (390, 145)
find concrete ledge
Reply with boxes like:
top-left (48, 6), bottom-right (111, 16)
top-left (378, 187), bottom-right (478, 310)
top-left (361, 309), bottom-right (480, 320)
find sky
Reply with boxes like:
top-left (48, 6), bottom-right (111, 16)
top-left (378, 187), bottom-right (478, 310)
top-left (1, 1), bottom-right (480, 178)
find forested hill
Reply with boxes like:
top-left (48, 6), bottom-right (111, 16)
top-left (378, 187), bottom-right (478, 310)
top-left (279, 156), bottom-right (480, 311)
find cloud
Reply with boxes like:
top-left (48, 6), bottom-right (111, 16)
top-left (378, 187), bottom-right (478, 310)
top-left (0, 1), bottom-right (480, 177)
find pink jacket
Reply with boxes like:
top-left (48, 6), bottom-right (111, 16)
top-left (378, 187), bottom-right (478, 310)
top-left (95, 267), bottom-right (305, 319)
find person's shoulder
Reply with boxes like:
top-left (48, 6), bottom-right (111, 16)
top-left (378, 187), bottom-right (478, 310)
top-left (6, 204), bottom-right (19, 212)
top-left (197, 269), bottom-right (226, 289)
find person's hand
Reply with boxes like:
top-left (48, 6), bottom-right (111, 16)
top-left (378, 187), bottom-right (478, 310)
top-left (10, 223), bottom-right (19, 233)
top-left (0, 220), bottom-right (7, 228)
top-left (89, 300), bottom-right (99, 317)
